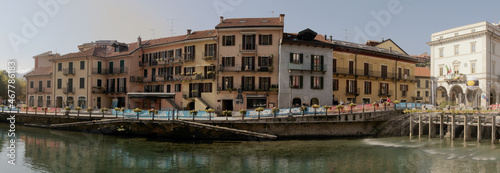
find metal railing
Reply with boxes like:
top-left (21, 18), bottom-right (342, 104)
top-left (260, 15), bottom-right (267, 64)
top-left (28, 88), bottom-right (50, 93)
top-left (63, 68), bottom-right (75, 76)
top-left (288, 63), bottom-right (327, 72)
top-left (91, 86), bottom-right (107, 94)
top-left (219, 64), bottom-right (242, 72)
top-left (378, 89), bottom-right (393, 96)
top-left (92, 67), bottom-right (128, 75)
top-left (62, 87), bottom-right (75, 94)
top-left (346, 88), bottom-right (360, 96)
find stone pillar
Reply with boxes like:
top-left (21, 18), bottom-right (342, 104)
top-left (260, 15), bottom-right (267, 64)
top-left (440, 114), bottom-right (444, 139)
top-left (451, 114), bottom-right (455, 140)
top-left (477, 115), bottom-right (481, 143)
top-left (409, 114), bottom-right (413, 138)
top-left (493, 115), bottom-right (497, 144)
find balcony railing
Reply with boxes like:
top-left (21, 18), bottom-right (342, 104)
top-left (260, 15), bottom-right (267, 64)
top-left (63, 68), bottom-right (75, 76)
top-left (346, 88), bottom-right (360, 96)
top-left (92, 67), bottom-right (128, 75)
top-left (62, 87), bottom-right (75, 94)
top-left (183, 53), bottom-right (195, 62)
top-left (91, 86), bottom-right (107, 94)
top-left (241, 85), bottom-right (255, 91)
top-left (379, 89), bottom-right (393, 97)
top-left (288, 63), bottom-right (327, 72)
top-left (239, 44), bottom-right (257, 54)
top-left (220, 65), bottom-right (242, 72)
top-left (117, 87), bottom-right (127, 93)
top-left (28, 88), bottom-right (50, 93)
top-left (130, 76), bottom-right (144, 83)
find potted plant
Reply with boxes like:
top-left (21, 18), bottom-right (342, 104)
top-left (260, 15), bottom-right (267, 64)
top-left (190, 110), bottom-right (198, 121)
top-left (114, 107), bottom-right (120, 118)
top-left (255, 107), bottom-right (264, 119)
top-left (223, 110), bottom-right (232, 120)
top-left (75, 107), bottom-right (82, 116)
top-left (300, 106), bottom-right (307, 117)
top-left (372, 102), bottom-right (377, 112)
top-left (87, 108), bottom-right (93, 117)
top-left (149, 109), bottom-right (158, 120)
top-left (393, 100), bottom-right (400, 110)
top-left (336, 105), bottom-right (344, 115)
top-left (322, 105), bottom-right (331, 116)
top-left (33, 106), bottom-right (38, 115)
top-left (100, 107), bottom-right (108, 118)
top-left (311, 104), bottom-right (320, 116)
top-left (239, 109), bottom-right (247, 120)
top-left (42, 107), bottom-right (47, 115)
top-left (133, 108), bottom-right (142, 119)
top-left (23, 105), bottom-right (29, 114)
top-left (349, 103), bottom-right (357, 114)
top-left (206, 108), bottom-right (215, 121)
top-left (120, 107), bottom-right (125, 119)
top-left (0, 104), bottom-right (4, 113)
top-left (64, 106), bottom-right (71, 116)
top-left (272, 107), bottom-right (279, 118)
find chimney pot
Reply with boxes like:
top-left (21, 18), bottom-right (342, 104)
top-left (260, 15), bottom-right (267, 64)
top-left (137, 36), bottom-right (142, 46)
top-left (187, 29), bottom-right (192, 35)
top-left (279, 14), bottom-right (285, 23)
top-left (330, 35), bottom-right (333, 41)
top-left (220, 16), bottom-right (224, 23)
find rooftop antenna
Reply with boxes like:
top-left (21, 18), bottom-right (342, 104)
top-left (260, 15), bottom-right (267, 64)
top-left (344, 29), bottom-right (351, 42)
top-left (270, 11), bottom-right (275, 16)
top-left (166, 19), bottom-right (176, 37)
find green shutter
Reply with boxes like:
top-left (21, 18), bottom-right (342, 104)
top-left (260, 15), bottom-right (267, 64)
top-left (300, 54), bottom-right (303, 64)
top-left (320, 56), bottom-right (324, 71)
top-left (320, 77), bottom-right (324, 89)
top-left (290, 53), bottom-right (293, 63)
top-left (310, 76), bottom-right (314, 89)
top-left (311, 55), bottom-right (314, 70)
top-left (299, 76), bottom-right (303, 89)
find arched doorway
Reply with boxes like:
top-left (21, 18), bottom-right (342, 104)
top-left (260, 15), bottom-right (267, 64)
top-left (310, 98), bottom-right (319, 106)
top-left (187, 102), bottom-right (195, 110)
top-left (449, 85), bottom-right (464, 105)
top-left (491, 88), bottom-right (497, 105)
top-left (292, 98), bottom-right (301, 107)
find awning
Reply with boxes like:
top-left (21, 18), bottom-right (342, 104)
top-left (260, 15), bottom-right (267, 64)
top-left (127, 92), bottom-right (175, 99)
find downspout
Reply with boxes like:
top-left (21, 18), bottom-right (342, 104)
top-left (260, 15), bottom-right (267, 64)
top-left (86, 56), bottom-right (89, 109)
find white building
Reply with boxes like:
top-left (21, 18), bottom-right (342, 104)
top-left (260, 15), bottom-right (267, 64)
top-left (428, 21), bottom-right (500, 108)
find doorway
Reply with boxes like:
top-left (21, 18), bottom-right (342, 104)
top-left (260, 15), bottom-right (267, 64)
top-left (222, 100), bottom-right (233, 111)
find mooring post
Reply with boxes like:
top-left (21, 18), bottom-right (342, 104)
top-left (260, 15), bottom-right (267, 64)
top-left (429, 114), bottom-right (434, 138)
top-left (477, 115), bottom-right (481, 143)
top-left (419, 114), bottom-right (422, 138)
top-left (451, 114), bottom-right (456, 140)
top-left (464, 115), bottom-right (469, 142)
top-left (409, 114), bottom-right (413, 138)
top-left (440, 114), bottom-right (444, 139)
top-left (492, 115), bottom-right (497, 144)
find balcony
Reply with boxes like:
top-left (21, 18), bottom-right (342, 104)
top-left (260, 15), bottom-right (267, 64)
top-left (346, 87), bottom-right (360, 96)
top-left (130, 76), bottom-right (144, 83)
top-left (379, 89), bottom-right (393, 97)
top-left (220, 65), bottom-right (242, 72)
top-left (117, 87), bottom-right (127, 94)
top-left (239, 44), bottom-right (257, 54)
top-left (396, 74), bottom-right (415, 81)
top-left (92, 68), bottom-right (105, 75)
top-left (63, 68), bottom-right (75, 76)
top-left (288, 63), bottom-right (327, 72)
top-left (28, 87), bottom-right (50, 94)
top-left (333, 67), bottom-right (352, 75)
top-left (241, 85), bottom-right (255, 91)
top-left (183, 53), bottom-right (195, 62)
top-left (91, 86), bottom-right (107, 94)
top-left (62, 87), bottom-right (75, 94)
top-left (445, 73), bottom-right (467, 84)
top-left (92, 68), bottom-right (128, 75)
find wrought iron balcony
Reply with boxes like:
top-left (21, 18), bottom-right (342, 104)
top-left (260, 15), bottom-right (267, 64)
top-left (62, 87), bottom-right (75, 94)
top-left (63, 68), bottom-right (75, 76)
top-left (378, 89), bottom-right (393, 97)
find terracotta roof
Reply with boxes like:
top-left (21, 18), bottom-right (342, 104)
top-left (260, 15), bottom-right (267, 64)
top-left (216, 17), bottom-right (283, 28)
top-left (365, 40), bottom-right (381, 46)
top-left (415, 67), bottom-right (431, 77)
top-left (24, 66), bottom-right (52, 77)
top-left (143, 29), bottom-right (216, 48)
top-left (50, 47), bottom-right (96, 60)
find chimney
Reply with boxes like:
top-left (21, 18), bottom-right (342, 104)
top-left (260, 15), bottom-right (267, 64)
top-left (187, 29), bottom-right (192, 35)
top-left (330, 35), bottom-right (333, 41)
top-left (279, 14), bottom-right (285, 23)
top-left (137, 36), bottom-right (142, 46)
top-left (220, 16), bottom-right (224, 23)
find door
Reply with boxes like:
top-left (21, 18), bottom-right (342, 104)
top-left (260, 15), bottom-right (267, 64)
top-left (56, 97), bottom-right (63, 108)
top-left (68, 78), bottom-right (73, 92)
top-left (398, 68), bottom-right (402, 79)
top-left (38, 81), bottom-right (42, 92)
top-left (349, 61), bottom-right (354, 74)
top-left (97, 61), bottom-right (102, 74)
top-left (97, 97), bottom-right (101, 108)
top-left (68, 62), bottom-right (73, 73)
top-left (120, 60), bottom-right (125, 73)
top-left (222, 100), bottom-right (233, 111)
top-left (109, 62), bottom-right (114, 74)
top-left (364, 63), bottom-right (369, 76)
top-left (381, 65), bottom-right (387, 78)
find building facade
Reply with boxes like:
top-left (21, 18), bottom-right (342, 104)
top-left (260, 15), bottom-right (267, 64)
top-left (414, 67), bottom-right (431, 104)
top-left (428, 21), bottom-right (500, 108)
top-left (25, 51), bottom-right (58, 108)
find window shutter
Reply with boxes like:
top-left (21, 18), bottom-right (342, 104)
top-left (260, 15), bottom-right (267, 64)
top-left (311, 55), bottom-right (314, 70)
top-left (299, 76), bottom-right (303, 88)
top-left (183, 67), bottom-right (186, 74)
top-left (290, 53), bottom-right (293, 63)
top-left (252, 57), bottom-right (255, 70)
top-left (269, 35), bottom-right (272, 45)
top-left (259, 77), bottom-right (262, 89)
top-left (258, 35), bottom-right (262, 45)
top-left (242, 57), bottom-right (245, 70)
top-left (320, 77), bottom-right (324, 89)
top-left (355, 80), bottom-right (358, 94)
top-left (204, 44), bottom-right (208, 56)
top-left (320, 56), bottom-right (324, 71)
top-left (268, 56), bottom-right (272, 67)
top-left (241, 76), bottom-right (245, 89)
top-left (258, 57), bottom-right (261, 67)
top-left (310, 76), bottom-right (314, 89)
top-left (289, 76), bottom-right (292, 87)
top-left (192, 45), bottom-right (195, 58)
top-left (369, 82), bottom-right (372, 93)
top-left (232, 57), bottom-right (235, 66)
top-left (214, 44), bottom-right (217, 57)
top-left (222, 57), bottom-right (226, 66)
top-left (300, 54), bottom-right (303, 63)
top-left (346, 80), bottom-right (349, 92)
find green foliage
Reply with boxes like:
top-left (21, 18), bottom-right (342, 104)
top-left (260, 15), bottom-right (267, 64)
top-left (439, 101), bottom-right (456, 109)
top-left (133, 108), bottom-right (142, 112)
top-left (239, 109), bottom-right (247, 115)
top-left (0, 71), bottom-right (26, 103)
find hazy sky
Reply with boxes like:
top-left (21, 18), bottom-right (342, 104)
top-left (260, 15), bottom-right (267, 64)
top-left (2, 0), bottom-right (500, 73)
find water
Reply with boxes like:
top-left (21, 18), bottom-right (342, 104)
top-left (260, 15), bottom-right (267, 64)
top-left (1, 124), bottom-right (500, 173)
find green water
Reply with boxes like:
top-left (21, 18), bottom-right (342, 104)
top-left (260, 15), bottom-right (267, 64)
top-left (1, 124), bottom-right (500, 173)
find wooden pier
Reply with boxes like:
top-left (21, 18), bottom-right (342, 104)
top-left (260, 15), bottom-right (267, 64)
top-left (410, 113), bottom-right (498, 144)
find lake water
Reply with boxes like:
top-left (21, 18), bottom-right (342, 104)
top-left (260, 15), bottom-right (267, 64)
top-left (1, 123), bottom-right (500, 173)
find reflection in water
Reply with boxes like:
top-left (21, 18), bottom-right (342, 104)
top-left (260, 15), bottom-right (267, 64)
top-left (2, 123), bottom-right (500, 172)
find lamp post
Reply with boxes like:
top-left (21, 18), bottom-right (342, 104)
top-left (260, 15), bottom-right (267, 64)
top-left (289, 83), bottom-right (293, 117)
top-left (66, 80), bottom-right (69, 107)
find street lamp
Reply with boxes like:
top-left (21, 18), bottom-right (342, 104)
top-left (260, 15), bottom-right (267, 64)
top-left (66, 80), bottom-right (69, 108)
top-left (289, 83), bottom-right (293, 117)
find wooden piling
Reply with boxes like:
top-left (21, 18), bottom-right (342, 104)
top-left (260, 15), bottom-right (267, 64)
top-left (493, 115), bottom-right (497, 144)
top-left (429, 114), bottom-right (434, 138)
top-left (477, 115), bottom-right (481, 143)
top-left (464, 115), bottom-right (469, 142)
top-left (409, 114), bottom-right (413, 138)
top-left (440, 114), bottom-right (444, 139)
top-left (419, 114), bottom-right (422, 138)
top-left (451, 114), bottom-right (455, 140)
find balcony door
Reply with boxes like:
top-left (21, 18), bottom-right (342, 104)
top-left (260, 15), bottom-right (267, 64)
top-left (349, 61), bottom-right (354, 74)
top-left (242, 34), bottom-right (256, 50)
top-left (381, 65), bottom-right (388, 78)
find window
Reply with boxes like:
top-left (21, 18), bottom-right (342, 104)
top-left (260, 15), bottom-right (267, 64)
top-left (46, 96), bottom-right (51, 107)
top-left (222, 57), bottom-right (235, 67)
top-left (454, 64), bottom-right (459, 74)
top-left (400, 85), bottom-right (408, 97)
top-left (203, 83), bottom-right (213, 92)
top-left (471, 62), bottom-right (476, 73)
top-left (222, 76), bottom-right (233, 90)
top-left (333, 79), bottom-right (339, 91)
top-left (242, 34), bottom-right (256, 50)
top-left (242, 57), bottom-right (254, 71)
top-left (184, 45), bottom-right (195, 60)
top-left (439, 48), bottom-right (444, 57)
top-left (167, 50), bottom-right (174, 59)
top-left (29, 96), bottom-right (34, 107)
top-left (259, 34), bottom-right (272, 45)
top-left (97, 79), bottom-right (102, 87)
top-left (175, 84), bottom-right (181, 92)
top-left (425, 80), bottom-right (429, 88)
top-left (57, 79), bottom-right (62, 89)
top-left (346, 80), bottom-right (356, 93)
top-left (37, 96), bottom-right (43, 107)
top-left (79, 78), bottom-right (85, 89)
top-left (442, 91), bottom-right (447, 98)
top-left (204, 43), bottom-right (216, 57)
top-left (80, 61), bottom-right (85, 70)
top-left (47, 80), bottom-right (51, 88)
top-left (258, 56), bottom-right (270, 67)
top-left (58, 63), bottom-right (62, 71)
top-left (363, 63), bottom-right (370, 76)
top-left (471, 42), bottom-right (476, 53)
top-left (39, 81), bottom-right (42, 92)
top-left (417, 91), bottom-right (421, 97)
top-left (175, 48), bottom-right (182, 58)
top-left (175, 66), bottom-right (181, 75)
top-left (144, 69), bottom-right (148, 77)
top-left (454, 45), bottom-right (459, 55)
top-left (166, 84), bottom-right (171, 93)
top-left (290, 76), bottom-right (303, 89)
top-left (312, 55), bottom-right (324, 71)
top-left (310, 76), bottom-right (323, 89)
top-left (259, 77), bottom-right (270, 90)
top-left (381, 65), bottom-right (388, 78)
top-left (439, 67), bottom-right (444, 76)
top-left (290, 53), bottom-right (303, 64)
top-left (416, 80), bottom-right (420, 88)
top-left (380, 83), bottom-right (389, 95)
top-left (332, 58), bottom-right (337, 73)
top-left (222, 35), bottom-right (235, 46)
top-left (425, 91), bottom-right (429, 97)
top-left (364, 81), bottom-right (371, 94)
top-left (30, 81), bottom-right (34, 88)
top-left (184, 67), bottom-right (195, 75)
top-left (242, 76), bottom-right (255, 91)
top-left (348, 61), bottom-right (354, 74)
top-left (404, 69), bottom-right (410, 78)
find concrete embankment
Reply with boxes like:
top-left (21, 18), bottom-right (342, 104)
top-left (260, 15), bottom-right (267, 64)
top-left (0, 110), bottom-right (403, 140)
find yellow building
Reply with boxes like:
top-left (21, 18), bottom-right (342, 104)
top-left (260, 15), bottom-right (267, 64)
top-left (331, 39), bottom-right (418, 104)
top-left (414, 67), bottom-right (431, 104)
top-left (25, 51), bottom-right (58, 107)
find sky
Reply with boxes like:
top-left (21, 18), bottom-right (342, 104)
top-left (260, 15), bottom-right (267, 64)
top-left (1, 0), bottom-right (500, 74)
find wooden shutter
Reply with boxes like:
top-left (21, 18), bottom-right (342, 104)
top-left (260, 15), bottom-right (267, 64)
top-left (320, 56), bottom-right (324, 71)
top-left (241, 76), bottom-right (245, 90)
top-left (346, 80), bottom-right (350, 92)
top-left (269, 35), bottom-right (272, 45)
top-left (252, 57), bottom-right (255, 70)
top-left (310, 55), bottom-right (314, 70)
top-left (258, 57), bottom-right (261, 67)
top-left (332, 59), bottom-right (337, 73)
top-left (300, 54), bottom-right (303, 64)
top-left (299, 76), bottom-right (303, 88)
top-left (268, 56), bottom-right (272, 67)
top-left (232, 57), bottom-right (235, 66)
top-left (204, 44), bottom-right (208, 56)
top-left (320, 77), bottom-right (324, 89)
top-left (290, 53), bottom-right (293, 63)
top-left (222, 57), bottom-right (226, 66)
top-left (310, 76), bottom-right (314, 89)
top-left (355, 80), bottom-right (358, 94)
